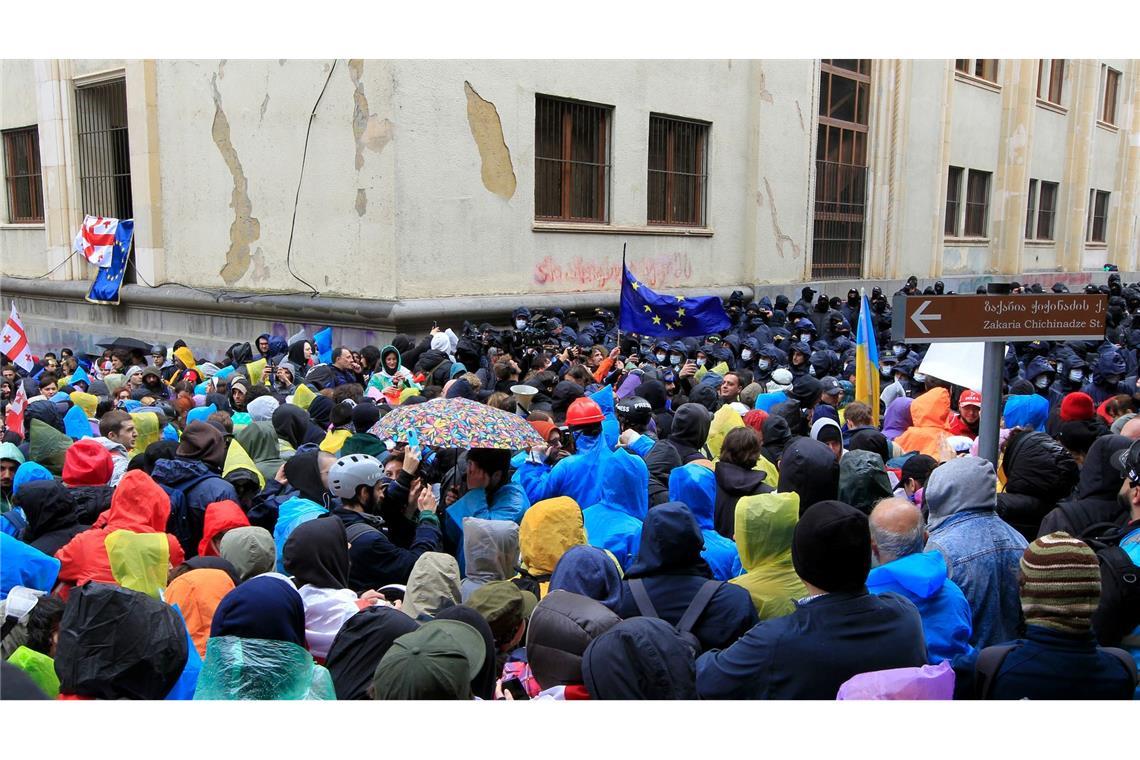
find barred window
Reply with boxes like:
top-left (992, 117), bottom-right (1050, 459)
top-left (2, 126), bottom-right (44, 223)
top-left (534, 95), bottom-right (611, 222)
top-left (647, 115), bottom-right (708, 226)
top-left (75, 79), bottom-right (133, 220)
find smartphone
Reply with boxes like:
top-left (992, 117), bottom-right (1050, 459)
top-left (431, 483), bottom-right (441, 501)
top-left (502, 678), bottom-right (530, 701)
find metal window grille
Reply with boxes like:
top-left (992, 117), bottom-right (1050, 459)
top-left (534, 95), bottom-right (611, 222)
top-left (946, 166), bottom-right (964, 236)
top-left (75, 79), bottom-right (133, 221)
top-left (964, 170), bottom-right (991, 237)
top-left (647, 115), bottom-right (708, 226)
top-left (3, 127), bottom-right (44, 223)
top-left (1036, 181), bottom-right (1057, 240)
top-left (812, 60), bottom-right (870, 279)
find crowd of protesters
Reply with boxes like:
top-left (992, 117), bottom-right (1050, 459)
top-left (1, 273), bottom-right (1138, 700)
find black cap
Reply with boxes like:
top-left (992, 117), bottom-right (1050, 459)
top-left (1112, 439), bottom-right (1140, 482)
top-left (792, 501), bottom-right (871, 593)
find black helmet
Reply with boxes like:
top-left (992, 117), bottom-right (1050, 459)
top-left (615, 396), bottom-right (653, 427)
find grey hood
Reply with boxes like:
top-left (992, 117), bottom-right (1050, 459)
top-left (460, 517), bottom-right (521, 601)
top-left (924, 455), bottom-right (997, 530)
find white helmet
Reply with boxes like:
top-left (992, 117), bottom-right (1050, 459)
top-left (329, 454), bottom-right (383, 501)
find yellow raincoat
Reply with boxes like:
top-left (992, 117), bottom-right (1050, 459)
top-left (105, 529), bottom-right (170, 599)
top-left (70, 391), bottom-right (98, 419)
top-left (729, 491), bottom-right (806, 620)
top-left (707, 405), bottom-right (744, 460)
top-left (245, 358), bottom-right (268, 386)
top-left (102, 373), bottom-right (125, 395)
top-left (130, 411), bottom-right (160, 458)
top-left (223, 439), bottom-right (266, 490)
top-left (291, 383), bottom-right (316, 411)
top-left (519, 496), bottom-right (587, 597)
top-left (755, 454), bottom-right (780, 489)
top-left (319, 429), bottom-right (351, 455)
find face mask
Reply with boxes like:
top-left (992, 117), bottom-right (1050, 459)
top-left (515, 319), bottom-right (526, 330)
top-left (656, 353), bottom-right (666, 363)
top-left (881, 366), bottom-right (894, 378)
top-left (913, 372), bottom-right (926, 383)
top-left (758, 359), bottom-right (770, 371)
top-left (695, 358), bottom-right (706, 368)
top-left (670, 355), bottom-right (682, 366)
top-left (1034, 376), bottom-right (1051, 389)
top-left (1069, 369), bottom-right (1084, 383)
top-left (740, 350), bottom-right (753, 361)
top-left (893, 345), bottom-right (906, 356)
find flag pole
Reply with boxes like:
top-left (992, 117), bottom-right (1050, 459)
top-left (616, 242), bottom-right (626, 355)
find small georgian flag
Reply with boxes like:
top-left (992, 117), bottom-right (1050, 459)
top-left (73, 215), bottom-right (121, 268)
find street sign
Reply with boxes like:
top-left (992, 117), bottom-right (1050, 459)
top-left (891, 293), bottom-right (1107, 343)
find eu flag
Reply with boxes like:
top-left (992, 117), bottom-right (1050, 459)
top-left (85, 219), bottom-right (134, 305)
top-left (619, 262), bottom-right (731, 338)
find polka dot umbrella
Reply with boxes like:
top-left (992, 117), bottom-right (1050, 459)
top-left (368, 396), bottom-right (545, 450)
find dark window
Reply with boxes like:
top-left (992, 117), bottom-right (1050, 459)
top-left (1025, 179), bottom-right (1037, 239)
top-left (1036, 181), bottom-right (1057, 240)
top-left (1089, 190), bottom-right (1109, 242)
top-left (1102, 67), bottom-right (1120, 125)
top-left (946, 166), bottom-right (964, 237)
top-left (964, 170), bottom-right (991, 237)
top-left (812, 60), bottom-right (870, 279)
top-left (955, 60), bottom-right (970, 74)
top-left (534, 95), bottom-right (611, 222)
top-left (647, 115), bottom-right (708, 226)
top-left (2, 126), bottom-right (43, 223)
top-left (1038, 60), bottom-right (1065, 103)
top-left (974, 59), bottom-right (999, 82)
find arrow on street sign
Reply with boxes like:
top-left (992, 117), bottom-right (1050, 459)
top-left (910, 300), bottom-right (941, 335)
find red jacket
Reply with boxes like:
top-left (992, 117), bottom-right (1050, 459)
top-left (55, 470), bottom-right (185, 597)
top-left (947, 413), bottom-right (978, 440)
top-left (198, 500), bottom-right (250, 557)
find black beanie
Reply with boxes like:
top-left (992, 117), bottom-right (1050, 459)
top-left (791, 500), bottom-right (870, 593)
top-left (351, 401), bottom-right (381, 433)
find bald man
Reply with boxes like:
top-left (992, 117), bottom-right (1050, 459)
top-left (866, 498), bottom-right (975, 664)
top-left (1119, 417), bottom-right (1140, 440)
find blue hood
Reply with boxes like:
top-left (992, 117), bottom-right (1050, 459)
top-left (12, 462), bottom-right (54, 496)
top-left (549, 545), bottom-right (624, 612)
top-left (1002, 393), bottom-right (1049, 431)
top-left (1094, 345), bottom-right (1126, 377)
top-left (668, 463), bottom-right (717, 531)
top-left (151, 457), bottom-right (217, 490)
top-left (1, 532), bottom-right (60, 599)
top-left (273, 496), bottom-right (328, 573)
top-left (1024, 356), bottom-right (1054, 383)
top-left (597, 449), bottom-right (649, 521)
top-left (866, 550), bottom-right (947, 600)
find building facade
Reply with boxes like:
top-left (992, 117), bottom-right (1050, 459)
top-left (1, 59), bottom-right (1138, 354)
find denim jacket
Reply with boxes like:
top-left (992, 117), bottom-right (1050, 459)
top-left (925, 509), bottom-right (1028, 649)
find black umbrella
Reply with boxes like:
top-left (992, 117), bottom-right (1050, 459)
top-left (97, 336), bottom-right (153, 352)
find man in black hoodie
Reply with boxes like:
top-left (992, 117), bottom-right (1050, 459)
top-left (616, 502), bottom-right (757, 652)
top-left (645, 403), bottom-right (712, 506)
top-left (14, 480), bottom-right (89, 557)
top-left (777, 438), bottom-right (840, 516)
top-left (1038, 434), bottom-right (1133, 537)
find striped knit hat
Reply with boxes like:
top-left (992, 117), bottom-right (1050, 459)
top-left (1019, 532), bottom-right (1101, 634)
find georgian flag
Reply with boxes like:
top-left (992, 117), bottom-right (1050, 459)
top-left (73, 215), bottom-right (120, 268)
top-left (0, 302), bottom-right (34, 372)
top-left (5, 383), bottom-right (28, 439)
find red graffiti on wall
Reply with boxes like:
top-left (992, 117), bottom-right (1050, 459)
top-left (533, 253), bottom-right (693, 290)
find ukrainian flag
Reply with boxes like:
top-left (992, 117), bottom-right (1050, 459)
top-left (855, 291), bottom-right (880, 426)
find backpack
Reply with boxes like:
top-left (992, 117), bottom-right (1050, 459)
top-left (344, 521), bottom-right (381, 545)
top-left (973, 642), bottom-right (1137, 699)
top-left (627, 577), bottom-right (723, 653)
top-left (1080, 522), bottom-right (1140, 646)
top-left (162, 484), bottom-right (195, 557)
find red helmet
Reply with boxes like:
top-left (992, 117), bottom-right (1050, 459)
top-left (565, 397), bottom-right (605, 426)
